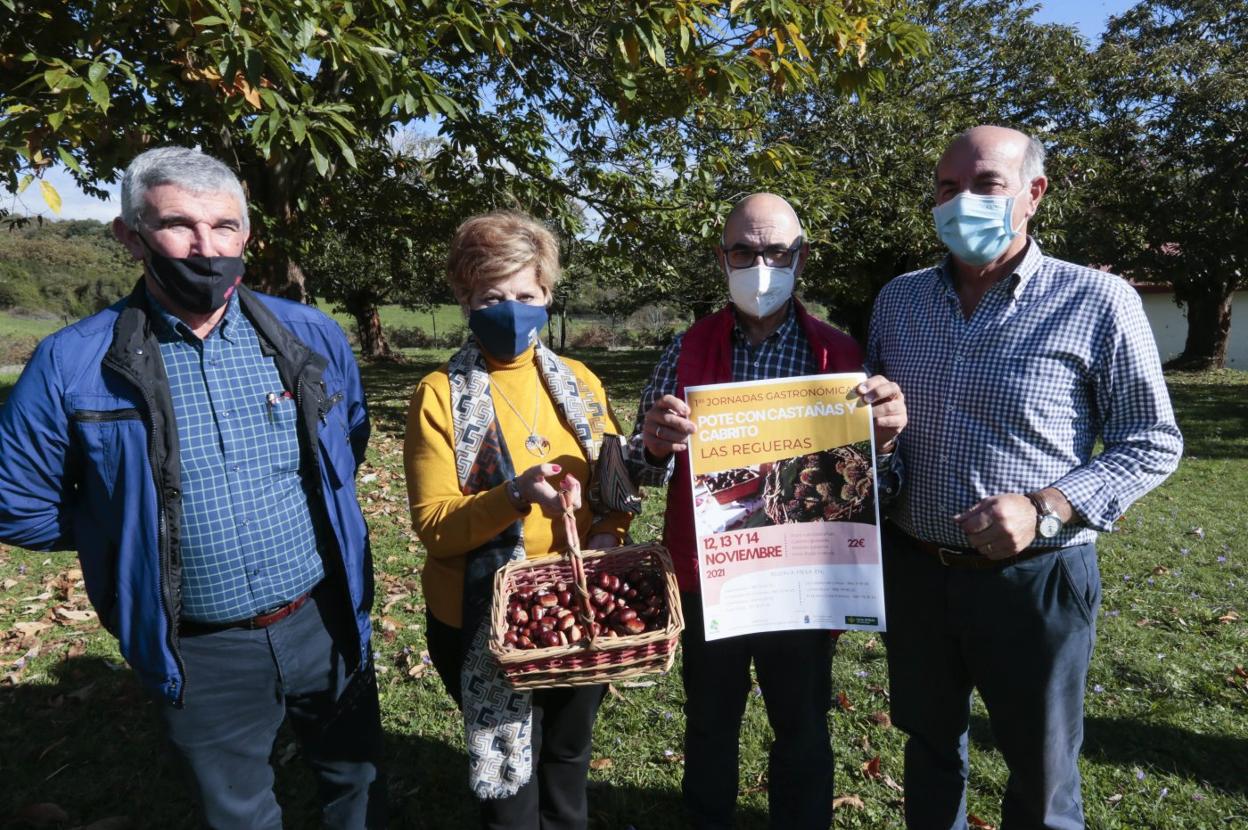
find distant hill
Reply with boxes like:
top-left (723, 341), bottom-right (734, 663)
top-left (0, 218), bottom-right (138, 318)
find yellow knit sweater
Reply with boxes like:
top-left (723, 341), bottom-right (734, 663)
top-left (404, 346), bottom-right (632, 628)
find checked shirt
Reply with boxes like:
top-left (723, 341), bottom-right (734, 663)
top-left (150, 292), bottom-right (324, 623)
top-left (867, 240), bottom-right (1183, 549)
top-left (629, 302), bottom-right (816, 486)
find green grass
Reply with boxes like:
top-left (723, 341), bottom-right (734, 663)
top-left (0, 363), bottom-right (1244, 828)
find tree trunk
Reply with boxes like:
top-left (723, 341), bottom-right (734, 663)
top-left (242, 154), bottom-right (309, 302)
top-left (559, 305), bottom-right (568, 351)
top-left (1168, 288), bottom-right (1232, 370)
top-left (346, 297), bottom-right (393, 360)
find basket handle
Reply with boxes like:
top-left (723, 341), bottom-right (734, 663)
top-left (560, 490), bottom-right (599, 647)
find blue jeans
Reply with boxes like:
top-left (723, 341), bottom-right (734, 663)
top-left (154, 584), bottom-right (387, 829)
top-left (680, 591), bottom-right (835, 830)
top-left (882, 526), bottom-right (1100, 830)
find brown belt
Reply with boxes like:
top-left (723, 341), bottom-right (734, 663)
top-left (901, 532), bottom-right (1055, 571)
top-left (179, 591), bottom-right (313, 636)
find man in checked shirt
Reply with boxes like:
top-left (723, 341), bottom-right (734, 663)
top-left (632, 192), bottom-right (907, 829)
top-left (868, 126), bottom-right (1182, 830)
top-left (0, 147), bottom-right (385, 826)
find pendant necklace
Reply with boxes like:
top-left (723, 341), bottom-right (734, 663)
top-left (490, 373), bottom-right (551, 458)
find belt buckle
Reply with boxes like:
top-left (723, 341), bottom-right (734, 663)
top-left (936, 547), bottom-right (962, 566)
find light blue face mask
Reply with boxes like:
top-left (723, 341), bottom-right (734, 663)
top-left (931, 185), bottom-right (1029, 266)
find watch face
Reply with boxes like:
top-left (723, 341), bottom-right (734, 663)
top-left (1039, 515), bottom-right (1063, 538)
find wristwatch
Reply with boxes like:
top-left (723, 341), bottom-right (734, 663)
top-left (1027, 492), bottom-right (1063, 538)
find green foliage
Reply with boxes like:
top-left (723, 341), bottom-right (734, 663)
top-left (1078, 0), bottom-right (1248, 368)
top-left (0, 0), bottom-right (930, 303)
top-left (0, 219), bottom-right (137, 318)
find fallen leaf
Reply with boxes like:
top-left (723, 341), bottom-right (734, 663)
top-left (53, 606), bottom-right (96, 624)
top-left (589, 757), bottom-right (614, 770)
top-left (1218, 611), bottom-right (1240, 624)
top-left (13, 621), bottom-right (51, 636)
top-left (1, 577), bottom-right (18, 590)
top-left (832, 794), bottom-right (865, 810)
top-left (869, 711), bottom-right (892, 728)
top-left (967, 815), bottom-right (996, 829)
top-left (65, 641), bottom-right (86, 660)
top-left (881, 774), bottom-right (905, 793)
top-left (20, 590), bottom-right (53, 602)
top-left (1151, 565), bottom-right (1169, 575)
top-left (1135, 618), bottom-right (1153, 627)
top-left (1234, 665), bottom-right (1247, 679)
top-left (607, 684), bottom-right (625, 701)
top-left (861, 756), bottom-right (881, 779)
top-left (836, 691), bottom-right (854, 711)
top-left (1105, 792), bottom-right (1124, 805)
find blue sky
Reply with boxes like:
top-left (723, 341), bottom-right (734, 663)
top-left (6, 0), bottom-right (1138, 222)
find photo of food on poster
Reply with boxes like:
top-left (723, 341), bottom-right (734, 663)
top-left (685, 373), bottom-right (886, 641)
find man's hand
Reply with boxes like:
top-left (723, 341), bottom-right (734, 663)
top-left (855, 375), bottom-right (907, 450)
top-left (641, 394), bottom-right (696, 460)
top-left (513, 464), bottom-right (583, 518)
top-left (953, 494), bottom-right (1037, 558)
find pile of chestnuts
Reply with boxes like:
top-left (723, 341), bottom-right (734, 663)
top-left (502, 568), bottom-right (668, 650)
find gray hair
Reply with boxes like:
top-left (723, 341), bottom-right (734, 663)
top-left (1020, 135), bottom-right (1046, 186)
top-left (120, 147), bottom-right (249, 231)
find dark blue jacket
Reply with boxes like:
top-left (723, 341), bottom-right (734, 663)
top-left (0, 284), bottom-right (374, 704)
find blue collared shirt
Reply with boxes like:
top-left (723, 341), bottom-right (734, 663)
top-left (867, 241), bottom-right (1183, 548)
top-left (149, 291), bottom-right (324, 623)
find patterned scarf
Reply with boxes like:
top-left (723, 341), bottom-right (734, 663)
top-left (448, 338), bottom-right (606, 799)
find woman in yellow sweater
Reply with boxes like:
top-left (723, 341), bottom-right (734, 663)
top-left (404, 211), bottom-right (633, 828)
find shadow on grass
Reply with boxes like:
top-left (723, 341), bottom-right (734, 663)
top-left (0, 379), bottom-right (12, 409)
top-left (967, 714), bottom-right (1248, 798)
top-left (1, 655), bottom-right (758, 829)
top-left (1165, 375), bottom-right (1248, 459)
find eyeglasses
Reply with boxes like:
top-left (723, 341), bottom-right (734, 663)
top-left (722, 242), bottom-right (803, 269)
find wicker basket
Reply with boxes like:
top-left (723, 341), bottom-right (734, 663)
top-left (488, 502), bottom-right (684, 689)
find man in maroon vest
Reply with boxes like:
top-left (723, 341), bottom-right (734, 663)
top-left (630, 193), bottom-right (907, 829)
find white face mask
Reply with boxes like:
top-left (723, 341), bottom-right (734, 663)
top-left (728, 264), bottom-right (796, 319)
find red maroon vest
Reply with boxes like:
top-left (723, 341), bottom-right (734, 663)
top-left (663, 300), bottom-right (864, 592)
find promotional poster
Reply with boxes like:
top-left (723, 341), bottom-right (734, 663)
top-left (685, 373), bottom-right (886, 640)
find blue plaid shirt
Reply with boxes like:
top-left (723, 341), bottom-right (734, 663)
top-left (150, 292), bottom-right (324, 623)
top-left (867, 241), bottom-right (1182, 548)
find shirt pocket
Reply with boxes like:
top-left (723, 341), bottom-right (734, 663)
top-left (263, 392), bottom-right (301, 474)
top-left (989, 352), bottom-right (1090, 431)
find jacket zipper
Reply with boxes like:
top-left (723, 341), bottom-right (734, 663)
top-left (103, 356), bottom-right (186, 705)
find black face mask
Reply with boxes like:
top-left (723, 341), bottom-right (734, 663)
top-left (139, 235), bottom-right (245, 315)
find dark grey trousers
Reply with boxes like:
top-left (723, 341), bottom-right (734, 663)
top-left (882, 525), bottom-right (1101, 830)
top-left (154, 585), bottom-right (387, 829)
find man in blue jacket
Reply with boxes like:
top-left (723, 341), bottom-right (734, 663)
top-left (0, 147), bottom-right (385, 828)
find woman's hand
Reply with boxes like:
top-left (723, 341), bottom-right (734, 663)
top-left (512, 463), bottom-right (583, 518)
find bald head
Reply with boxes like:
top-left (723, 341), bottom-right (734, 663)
top-left (722, 193), bottom-right (803, 246)
top-left (938, 126), bottom-right (1046, 193)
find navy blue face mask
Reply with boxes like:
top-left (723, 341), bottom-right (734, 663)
top-left (468, 301), bottom-right (549, 360)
